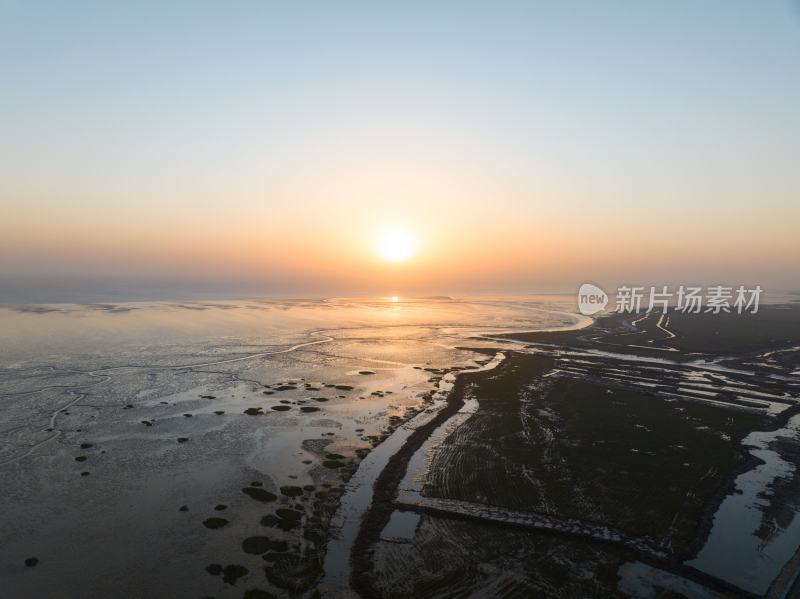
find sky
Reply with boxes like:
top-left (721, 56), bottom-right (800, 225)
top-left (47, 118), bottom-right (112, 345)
top-left (1, 1), bottom-right (799, 301)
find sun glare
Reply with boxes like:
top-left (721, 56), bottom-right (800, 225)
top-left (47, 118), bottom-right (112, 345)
top-left (374, 228), bottom-right (418, 263)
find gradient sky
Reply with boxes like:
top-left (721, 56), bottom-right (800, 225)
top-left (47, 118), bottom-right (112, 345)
top-left (2, 1), bottom-right (799, 300)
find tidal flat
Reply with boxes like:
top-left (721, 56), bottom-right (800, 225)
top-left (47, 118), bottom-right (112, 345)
top-left (2, 298), bottom-right (800, 598)
top-left (0, 296), bottom-right (577, 598)
top-left (357, 304), bottom-right (800, 598)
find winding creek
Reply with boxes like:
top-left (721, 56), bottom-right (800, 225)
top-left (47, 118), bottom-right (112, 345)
top-left (689, 413), bottom-right (800, 595)
top-left (322, 321), bottom-right (800, 597)
top-left (319, 352), bottom-right (507, 595)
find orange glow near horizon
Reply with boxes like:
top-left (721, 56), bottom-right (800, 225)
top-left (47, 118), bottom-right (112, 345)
top-left (2, 3), bottom-right (800, 298)
top-left (1, 145), bottom-right (798, 294)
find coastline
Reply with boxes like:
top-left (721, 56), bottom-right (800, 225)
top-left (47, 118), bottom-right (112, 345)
top-left (349, 357), bottom-right (488, 597)
top-left (343, 306), bottom-right (800, 597)
top-left (343, 313), bottom-right (596, 596)
top-left (5, 301), bottom-right (798, 596)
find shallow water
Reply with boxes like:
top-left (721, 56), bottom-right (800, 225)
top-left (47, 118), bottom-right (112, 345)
top-left (0, 296), bottom-right (576, 598)
top-left (319, 351), bottom-right (504, 596)
top-left (688, 414), bottom-right (800, 595)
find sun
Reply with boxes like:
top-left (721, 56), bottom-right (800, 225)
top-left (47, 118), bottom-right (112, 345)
top-left (374, 228), bottom-right (419, 263)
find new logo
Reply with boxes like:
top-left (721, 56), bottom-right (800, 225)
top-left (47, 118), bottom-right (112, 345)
top-left (578, 283), bottom-right (608, 316)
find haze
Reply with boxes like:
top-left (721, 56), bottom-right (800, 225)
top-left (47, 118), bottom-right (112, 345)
top-left (2, 1), bottom-right (799, 302)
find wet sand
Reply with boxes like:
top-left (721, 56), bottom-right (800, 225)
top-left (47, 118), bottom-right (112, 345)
top-left (4, 300), bottom-right (798, 597)
top-left (351, 306), bottom-right (800, 597)
top-left (0, 296), bottom-right (577, 598)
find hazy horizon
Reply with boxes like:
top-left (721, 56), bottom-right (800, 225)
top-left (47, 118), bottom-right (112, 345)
top-left (2, 1), bottom-right (800, 300)
top-left (0, 275), bottom-right (797, 306)
top-left (5, 5), bottom-right (800, 599)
